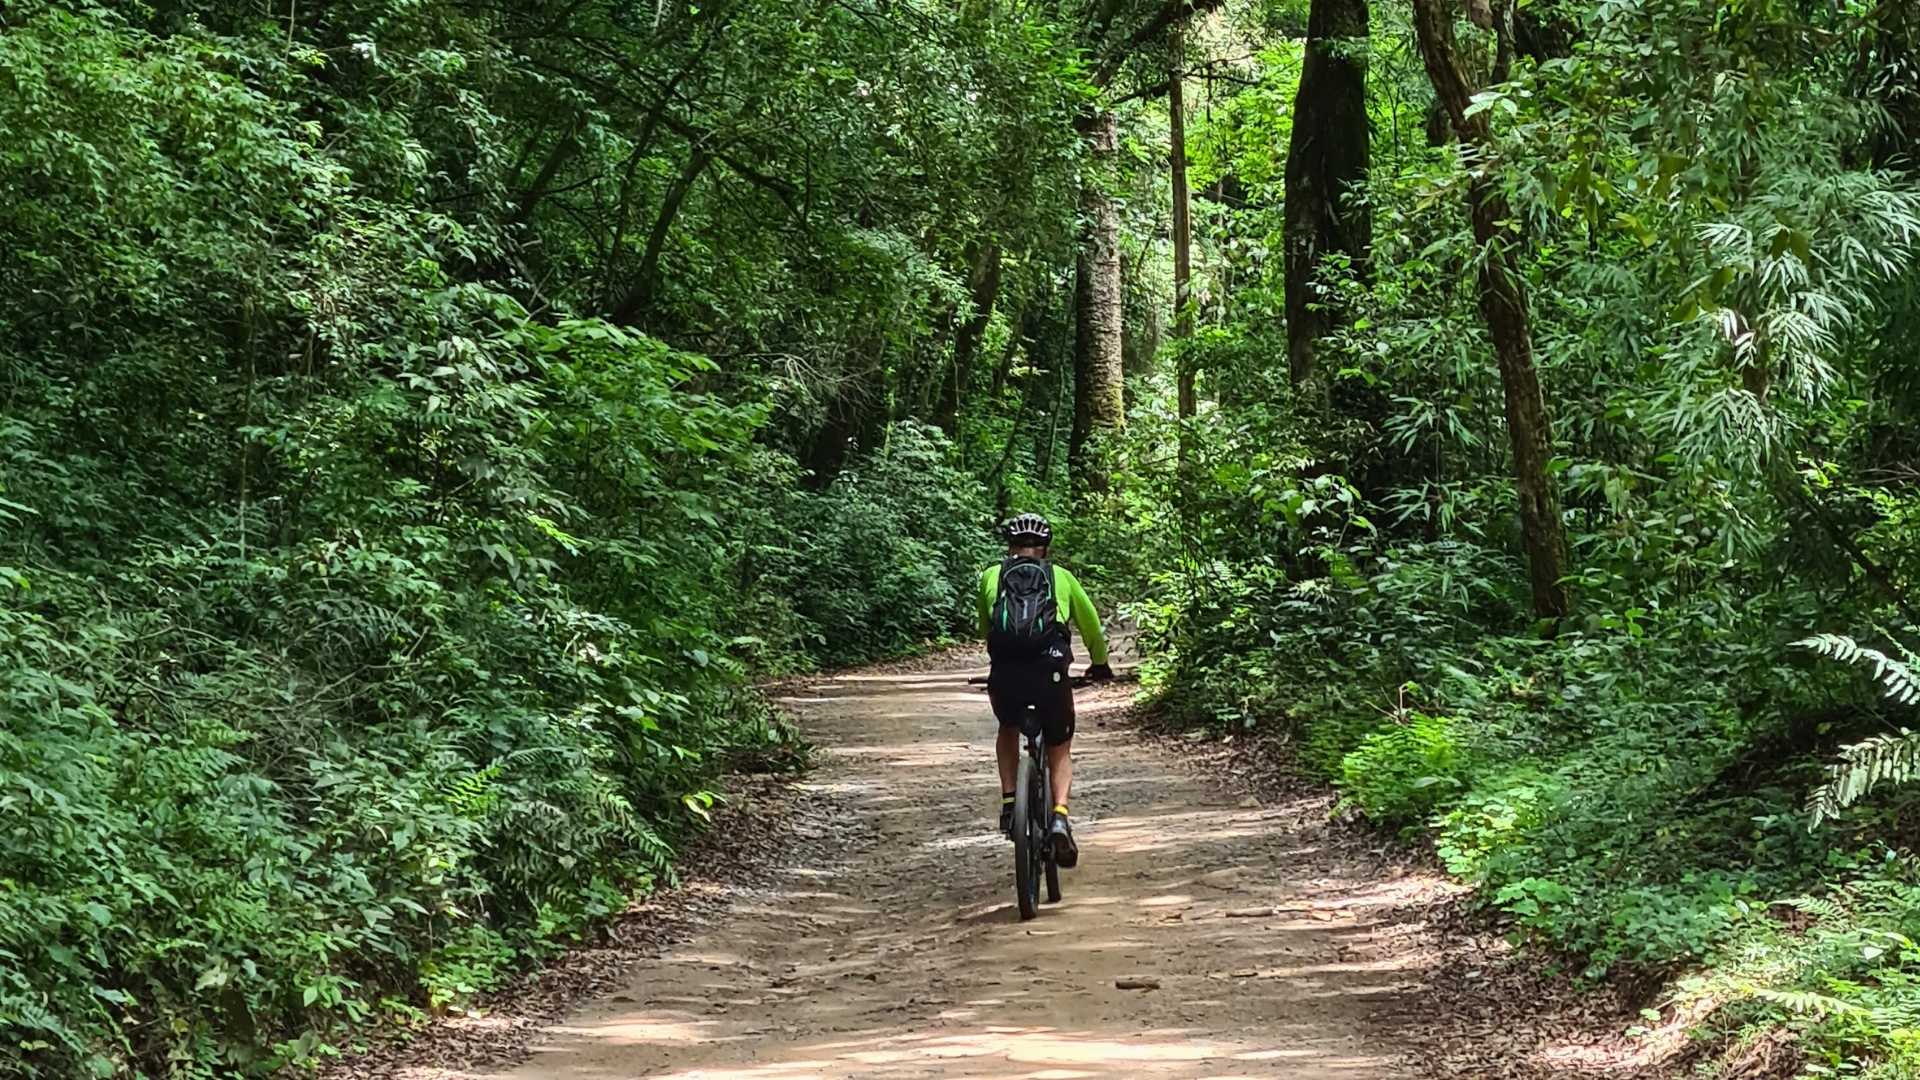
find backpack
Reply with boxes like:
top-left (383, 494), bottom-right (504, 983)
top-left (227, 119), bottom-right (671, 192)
top-left (987, 556), bottom-right (1064, 662)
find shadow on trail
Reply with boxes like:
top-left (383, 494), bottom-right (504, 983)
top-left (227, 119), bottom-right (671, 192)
top-left (472, 656), bottom-right (1456, 1079)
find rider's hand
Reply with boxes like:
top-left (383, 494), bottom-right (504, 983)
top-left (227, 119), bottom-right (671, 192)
top-left (1085, 663), bottom-right (1115, 682)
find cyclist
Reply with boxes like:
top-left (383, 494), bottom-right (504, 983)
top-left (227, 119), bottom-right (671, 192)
top-left (978, 513), bottom-right (1112, 868)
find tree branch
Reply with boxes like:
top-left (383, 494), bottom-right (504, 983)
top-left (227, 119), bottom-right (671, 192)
top-left (656, 114), bottom-right (801, 213)
top-left (1090, 0), bottom-right (1229, 90)
top-left (1113, 68), bottom-right (1260, 105)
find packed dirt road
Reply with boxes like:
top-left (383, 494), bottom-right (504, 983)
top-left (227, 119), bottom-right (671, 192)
top-left (470, 650), bottom-right (1438, 1079)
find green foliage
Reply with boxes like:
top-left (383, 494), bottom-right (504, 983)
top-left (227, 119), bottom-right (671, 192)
top-left (0, 2), bottom-right (1000, 1074)
top-left (1100, 0), bottom-right (1920, 1073)
top-left (1798, 634), bottom-right (1920, 826)
top-left (1688, 859), bottom-right (1920, 1077)
top-left (1337, 713), bottom-right (1470, 827)
top-left (0, 301), bottom-right (779, 1075)
top-left (748, 423), bottom-right (997, 668)
top-left (13, 0), bottom-right (1920, 1072)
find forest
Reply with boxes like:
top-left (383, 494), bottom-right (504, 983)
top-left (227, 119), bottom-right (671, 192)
top-left (3, 0), bottom-right (1920, 1075)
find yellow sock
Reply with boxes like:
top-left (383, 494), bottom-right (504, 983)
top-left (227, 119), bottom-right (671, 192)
top-left (1053, 804), bottom-right (1069, 817)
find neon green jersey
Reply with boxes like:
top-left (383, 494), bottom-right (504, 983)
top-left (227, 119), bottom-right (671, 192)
top-left (976, 561), bottom-right (1109, 665)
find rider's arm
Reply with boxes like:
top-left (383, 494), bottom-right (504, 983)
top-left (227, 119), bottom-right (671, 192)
top-left (1057, 568), bottom-right (1109, 665)
top-left (976, 565), bottom-right (997, 637)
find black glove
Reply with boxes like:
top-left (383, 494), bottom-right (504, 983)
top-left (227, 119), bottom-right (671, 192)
top-left (1085, 662), bottom-right (1115, 682)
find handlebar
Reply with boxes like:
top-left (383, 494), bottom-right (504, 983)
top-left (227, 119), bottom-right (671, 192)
top-left (966, 671), bottom-right (1117, 689)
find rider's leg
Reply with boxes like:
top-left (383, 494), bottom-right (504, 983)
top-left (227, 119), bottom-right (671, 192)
top-left (1045, 681), bottom-right (1080, 868)
top-left (1045, 738), bottom-right (1079, 868)
top-left (990, 685), bottom-right (1020, 834)
top-left (1045, 677), bottom-right (1077, 807)
top-left (1046, 738), bottom-right (1072, 807)
top-left (997, 724), bottom-right (1021, 793)
top-left (989, 684), bottom-right (1021, 792)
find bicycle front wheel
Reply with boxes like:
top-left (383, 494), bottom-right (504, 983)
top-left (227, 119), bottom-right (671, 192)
top-left (1012, 755), bottom-right (1041, 920)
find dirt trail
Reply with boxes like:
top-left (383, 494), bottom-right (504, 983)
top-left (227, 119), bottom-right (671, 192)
top-left (446, 647), bottom-right (1457, 1079)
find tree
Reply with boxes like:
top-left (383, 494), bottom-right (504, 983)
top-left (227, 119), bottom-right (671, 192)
top-left (1068, 0), bottom-right (1229, 498)
top-left (1858, 0), bottom-right (1919, 169)
top-left (1411, 0), bottom-right (1572, 619)
top-left (1071, 111), bottom-right (1127, 496)
top-left (1284, 0), bottom-right (1372, 397)
top-left (1171, 28), bottom-right (1196, 425)
top-left (937, 242), bottom-right (1003, 434)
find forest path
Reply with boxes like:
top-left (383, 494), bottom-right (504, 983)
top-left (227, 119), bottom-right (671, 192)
top-left (463, 646), bottom-right (1440, 1079)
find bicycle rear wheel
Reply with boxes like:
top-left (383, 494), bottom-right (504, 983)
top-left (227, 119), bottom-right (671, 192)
top-left (1012, 755), bottom-right (1041, 920)
top-left (1035, 746), bottom-right (1061, 904)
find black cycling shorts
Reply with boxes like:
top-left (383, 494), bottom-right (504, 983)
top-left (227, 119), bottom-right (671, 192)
top-left (988, 663), bottom-right (1076, 745)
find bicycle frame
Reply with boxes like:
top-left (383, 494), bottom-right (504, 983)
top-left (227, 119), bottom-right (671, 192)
top-left (1012, 709), bottom-right (1058, 919)
top-left (969, 671), bottom-right (1100, 920)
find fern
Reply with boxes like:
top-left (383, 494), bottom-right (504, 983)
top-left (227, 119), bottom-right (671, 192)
top-left (1807, 731), bottom-right (1920, 826)
top-left (1693, 868), bottom-right (1920, 1072)
top-left (1740, 985), bottom-right (1870, 1018)
top-left (1797, 634), bottom-right (1920, 824)
top-left (1797, 633), bottom-right (1920, 704)
top-left (1785, 894), bottom-right (1848, 922)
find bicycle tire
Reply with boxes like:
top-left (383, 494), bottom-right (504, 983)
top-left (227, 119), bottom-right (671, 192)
top-left (1012, 755), bottom-right (1040, 920)
top-left (1027, 756), bottom-right (1052, 909)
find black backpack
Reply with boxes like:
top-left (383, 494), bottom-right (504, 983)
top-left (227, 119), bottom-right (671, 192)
top-left (987, 556), bottom-right (1063, 662)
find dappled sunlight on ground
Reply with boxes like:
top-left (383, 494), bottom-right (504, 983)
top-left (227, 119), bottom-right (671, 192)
top-left (469, 654), bottom-right (1429, 1080)
top-left (502, 1019), bottom-right (1394, 1079)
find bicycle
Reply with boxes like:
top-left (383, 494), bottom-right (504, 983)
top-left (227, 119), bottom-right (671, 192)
top-left (970, 671), bottom-right (1096, 920)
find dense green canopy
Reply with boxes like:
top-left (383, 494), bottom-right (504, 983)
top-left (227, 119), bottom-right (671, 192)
top-left (5, 0), bottom-right (1920, 1075)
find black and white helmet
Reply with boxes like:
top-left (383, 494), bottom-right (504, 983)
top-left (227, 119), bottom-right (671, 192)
top-left (1001, 513), bottom-right (1052, 545)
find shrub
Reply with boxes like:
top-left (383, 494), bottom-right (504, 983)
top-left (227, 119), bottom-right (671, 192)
top-left (750, 422), bottom-right (997, 667)
top-left (1688, 858), bottom-right (1920, 1077)
top-left (1338, 713), bottom-right (1473, 828)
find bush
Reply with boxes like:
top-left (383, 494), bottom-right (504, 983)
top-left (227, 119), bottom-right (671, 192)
top-left (0, 13), bottom-right (801, 1070)
top-left (1338, 713), bottom-right (1473, 828)
top-left (749, 422), bottom-right (997, 668)
top-left (1123, 458), bottom-right (1863, 987)
top-left (1687, 858), bottom-right (1920, 1077)
top-left (0, 313), bottom-right (783, 1076)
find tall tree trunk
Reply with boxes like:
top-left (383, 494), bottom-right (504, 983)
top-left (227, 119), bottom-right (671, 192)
top-left (936, 243), bottom-right (1002, 434)
top-left (1037, 362), bottom-right (1061, 483)
top-left (1285, 0), bottom-right (1371, 396)
top-left (806, 346), bottom-right (882, 490)
top-left (1071, 252), bottom-right (1094, 478)
top-left (992, 304), bottom-right (1037, 400)
top-left (509, 120), bottom-right (583, 229)
top-left (1412, 0), bottom-right (1572, 620)
top-left (598, 64), bottom-right (709, 308)
top-left (1170, 31), bottom-right (1196, 423)
top-left (610, 148), bottom-right (713, 326)
top-left (987, 359), bottom-right (1041, 511)
top-left (806, 393), bottom-right (861, 491)
top-left (1071, 111), bottom-right (1126, 498)
top-left (1170, 33), bottom-right (1201, 527)
top-left (1858, 0), bottom-right (1919, 170)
